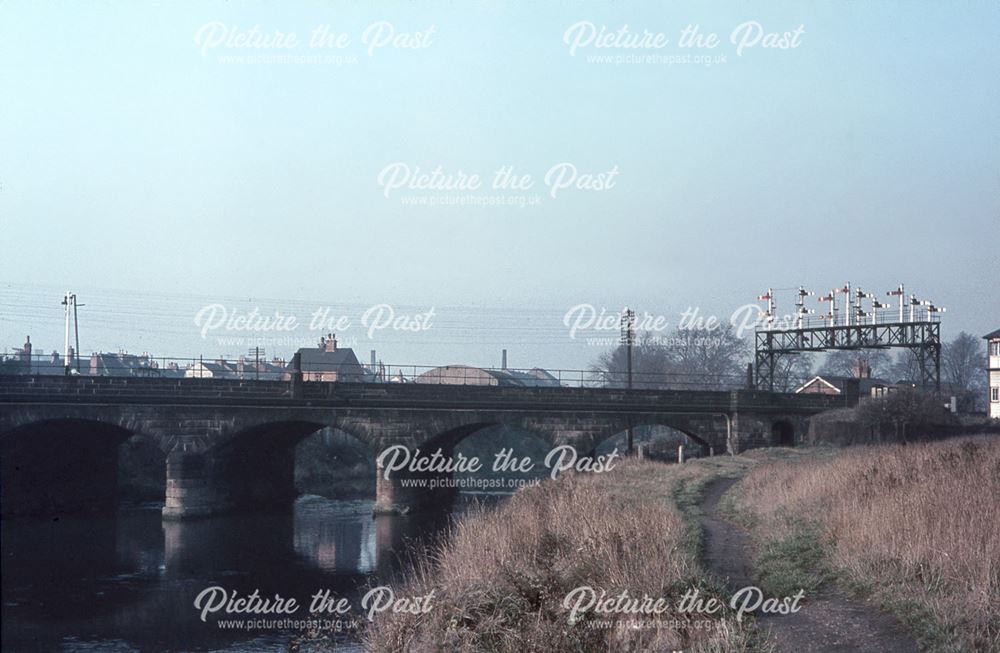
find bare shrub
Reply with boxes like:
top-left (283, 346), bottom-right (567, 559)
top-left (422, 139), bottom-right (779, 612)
top-left (364, 459), bottom-right (754, 652)
top-left (733, 436), bottom-right (1000, 651)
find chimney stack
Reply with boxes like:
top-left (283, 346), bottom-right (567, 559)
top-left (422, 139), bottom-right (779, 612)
top-left (502, 349), bottom-right (508, 370)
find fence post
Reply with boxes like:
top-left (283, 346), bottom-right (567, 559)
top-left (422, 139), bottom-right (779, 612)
top-left (677, 445), bottom-right (685, 464)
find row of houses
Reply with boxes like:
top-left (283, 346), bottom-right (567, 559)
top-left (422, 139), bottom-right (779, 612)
top-left (4, 348), bottom-right (282, 380)
top-left (3, 338), bottom-right (190, 378)
top-left (1, 334), bottom-right (561, 388)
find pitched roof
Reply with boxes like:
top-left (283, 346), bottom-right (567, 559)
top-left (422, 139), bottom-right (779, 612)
top-left (795, 375), bottom-right (842, 393)
top-left (983, 328), bottom-right (1000, 339)
top-left (192, 361), bottom-right (232, 374)
top-left (497, 368), bottom-right (562, 387)
top-left (294, 347), bottom-right (362, 373)
top-left (416, 365), bottom-right (561, 387)
top-left (795, 374), bottom-right (896, 394)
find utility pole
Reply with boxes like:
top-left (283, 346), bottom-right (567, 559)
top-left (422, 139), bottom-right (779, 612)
top-left (248, 345), bottom-right (265, 380)
top-left (61, 292), bottom-right (82, 375)
top-left (621, 307), bottom-right (635, 454)
top-left (62, 292), bottom-right (71, 375)
top-left (73, 296), bottom-right (82, 373)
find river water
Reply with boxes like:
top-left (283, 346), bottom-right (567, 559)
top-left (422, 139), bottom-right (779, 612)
top-left (1, 495), bottom-right (481, 652)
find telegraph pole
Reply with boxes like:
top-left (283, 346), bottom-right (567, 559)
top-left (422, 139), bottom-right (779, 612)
top-left (61, 292), bottom-right (84, 374)
top-left (621, 307), bottom-right (635, 454)
top-left (248, 345), bottom-right (265, 380)
top-left (62, 292), bottom-right (71, 374)
top-left (73, 296), bottom-right (82, 373)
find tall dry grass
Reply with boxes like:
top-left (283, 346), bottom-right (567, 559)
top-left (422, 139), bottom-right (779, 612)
top-left (364, 458), bottom-right (754, 652)
top-left (733, 436), bottom-right (1000, 652)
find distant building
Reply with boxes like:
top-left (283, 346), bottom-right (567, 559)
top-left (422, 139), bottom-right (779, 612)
top-left (986, 328), bottom-right (1000, 419)
top-left (4, 336), bottom-right (74, 375)
top-left (185, 359), bottom-right (235, 379)
top-left (26, 350), bottom-right (70, 375)
top-left (795, 375), bottom-right (897, 399)
top-left (415, 364), bottom-right (561, 387)
top-left (90, 352), bottom-right (184, 377)
top-left (15, 335), bottom-right (32, 365)
top-left (2, 336), bottom-right (186, 377)
top-left (288, 334), bottom-right (365, 382)
top-left (234, 356), bottom-right (286, 380)
top-left (184, 356), bottom-right (285, 380)
top-left (795, 360), bottom-right (896, 399)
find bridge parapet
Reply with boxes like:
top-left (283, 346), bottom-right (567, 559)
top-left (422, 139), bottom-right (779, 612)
top-left (0, 375), bottom-right (847, 411)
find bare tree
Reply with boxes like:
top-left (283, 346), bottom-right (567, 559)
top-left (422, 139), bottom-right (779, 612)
top-left (591, 325), bottom-right (750, 390)
top-left (890, 349), bottom-right (922, 384)
top-left (819, 349), bottom-right (892, 378)
top-left (771, 352), bottom-right (815, 392)
top-left (943, 331), bottom-right (987, 411)
top-left (591, 331), bottom-right (673, 389)
top-left (668, 323), bottom-right (749, 382)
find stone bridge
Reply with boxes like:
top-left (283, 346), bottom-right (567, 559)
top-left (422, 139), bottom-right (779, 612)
top-left (0, 375), bottom-right (845, 518)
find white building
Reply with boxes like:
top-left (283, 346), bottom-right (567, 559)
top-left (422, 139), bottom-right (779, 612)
top-left (986, 328), bottom-right (1000, 419)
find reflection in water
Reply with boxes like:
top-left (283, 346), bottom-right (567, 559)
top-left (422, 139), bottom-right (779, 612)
top-left (1, 495), bottom-right (475, 652)
top-left (292, 498), bottom-right (373, 574)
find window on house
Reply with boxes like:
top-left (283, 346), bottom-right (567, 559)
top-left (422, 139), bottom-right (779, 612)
top-left (991, 341), bottom-right (1000, 356)
top-left (992, 387), bottom-right (1000, 403)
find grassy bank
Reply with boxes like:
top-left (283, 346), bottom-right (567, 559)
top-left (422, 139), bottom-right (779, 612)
top-left (728, 436), bottom-right (1000, 652)
top-left (364, 457), bottom-right (757, 652)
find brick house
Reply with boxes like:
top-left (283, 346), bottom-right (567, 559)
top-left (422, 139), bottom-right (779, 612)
top-left (288, 334), bottom-right (365, 382)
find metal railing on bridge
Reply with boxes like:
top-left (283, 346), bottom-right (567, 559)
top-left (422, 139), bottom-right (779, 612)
top-left (0, 353), bottom-right (782, 392)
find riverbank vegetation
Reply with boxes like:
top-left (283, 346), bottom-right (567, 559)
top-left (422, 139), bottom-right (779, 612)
top-left (358, 435), bottom-right (997, 651)
top-left (728, 436), bottom-right (1000, 652)
top-left (364, 457), bottom-right (758, 652)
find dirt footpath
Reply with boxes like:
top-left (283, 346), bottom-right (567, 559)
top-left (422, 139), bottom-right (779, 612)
top-left (699, 477), bottom-right (920, 653)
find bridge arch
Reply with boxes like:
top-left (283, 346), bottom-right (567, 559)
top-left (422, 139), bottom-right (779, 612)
top-left (586, 413), bottom-right (730, 459)
top-left (592, 422), bottom-right (712, 458)
top-left (771, 419), bottom-right (795, 447)
top-left (409, 421), bottom-right (555, 483)
top-left (372, 420), bottom-right (556, 513)
top-left (417, 419), bottom-right (554, 452)
top-left (206, 419), bottom-right (365, 511)
top-left (294, 427), bottom-right (378, 499)
top-left (1, 418), bottom-right (141, 517)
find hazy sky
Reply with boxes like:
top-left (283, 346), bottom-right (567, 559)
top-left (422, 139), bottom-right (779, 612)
top-left (1, 1), bottom-right (998, 368)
